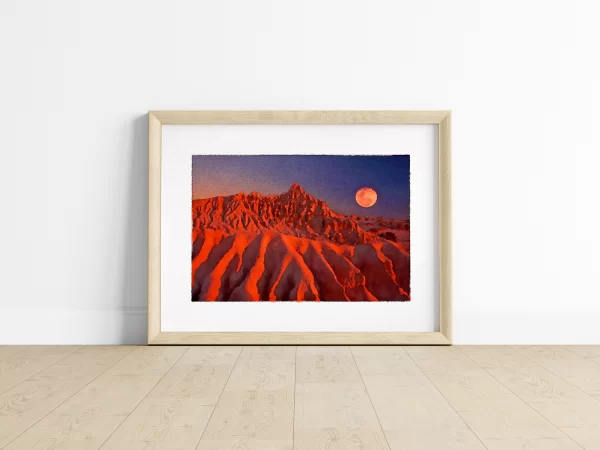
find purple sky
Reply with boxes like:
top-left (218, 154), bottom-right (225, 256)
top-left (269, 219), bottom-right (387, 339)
top-left (192, 155), bottom-right (410, 219)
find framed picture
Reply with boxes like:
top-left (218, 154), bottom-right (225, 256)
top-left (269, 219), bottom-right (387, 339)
top-left (148, 111), bottom-right (451, 345)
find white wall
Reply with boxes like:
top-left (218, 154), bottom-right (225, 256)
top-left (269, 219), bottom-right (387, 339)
top-left (1, 0), bottom-right (598, 344)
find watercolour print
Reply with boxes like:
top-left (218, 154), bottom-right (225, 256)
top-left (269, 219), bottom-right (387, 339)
top-left (191, 155), bottom-right (410, 302)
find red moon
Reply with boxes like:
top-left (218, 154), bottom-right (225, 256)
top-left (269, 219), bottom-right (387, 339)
top-left (355, 187), bottom-right (377, 208)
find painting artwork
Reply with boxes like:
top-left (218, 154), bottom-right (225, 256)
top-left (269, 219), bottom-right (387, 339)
top-left (191, 155), bottom-right (410, 301)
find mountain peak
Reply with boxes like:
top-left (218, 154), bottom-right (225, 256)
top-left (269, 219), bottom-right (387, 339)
top-left (192, 185), bottom-right (410, 247)
top-left (288, 183), bottom-right (305, 193)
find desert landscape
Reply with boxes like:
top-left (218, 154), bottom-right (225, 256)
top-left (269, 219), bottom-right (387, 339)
top-left (191, 155), bottom-right (410, 301)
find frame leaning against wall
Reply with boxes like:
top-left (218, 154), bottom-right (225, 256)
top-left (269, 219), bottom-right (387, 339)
top-left (148, 111), bottom-right (452, 345)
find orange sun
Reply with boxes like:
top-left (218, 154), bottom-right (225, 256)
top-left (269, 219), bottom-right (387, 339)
top-left (355, 187), bottom-right (377, 207)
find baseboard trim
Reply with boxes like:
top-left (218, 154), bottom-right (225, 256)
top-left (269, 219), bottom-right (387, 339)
top-left (2, 306), bottom-right (599, 345)
top-left (0, 307), bottom-right (148, 344)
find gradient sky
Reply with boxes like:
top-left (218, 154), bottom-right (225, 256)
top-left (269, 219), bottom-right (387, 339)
top-left (192, 155), bottom-right (410, 219)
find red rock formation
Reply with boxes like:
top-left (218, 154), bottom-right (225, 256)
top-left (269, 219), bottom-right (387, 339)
top-left (192, 184), bottom-right (410, 301)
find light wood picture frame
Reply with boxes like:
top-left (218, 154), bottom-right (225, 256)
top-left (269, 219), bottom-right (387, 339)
top-left (148, 111), bottom-right (451, 345)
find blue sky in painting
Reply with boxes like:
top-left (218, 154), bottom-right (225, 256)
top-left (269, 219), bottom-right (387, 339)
top-left (192, 155), bottom-right (410, 219)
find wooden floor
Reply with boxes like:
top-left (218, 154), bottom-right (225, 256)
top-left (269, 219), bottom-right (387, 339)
top-left (0, 346), bottom-right (599, 449)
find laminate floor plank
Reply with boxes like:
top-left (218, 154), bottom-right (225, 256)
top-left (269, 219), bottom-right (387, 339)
top-left (2, 345), bottom-right (600, 450)
top-left (459, 345), bottom-right (600, 450)
top-left (406, 346), bottom-right (582, 450)
top-left (4, 346), bottom-right (187, 450)
top-left (512, 345), bottom-right (600, 400)
top-left (0, 347), bottom-right (29, 362)
top-left (196, 346), bottom-right (295, 450)
top-left (0, 346), bottom-right (135, 448)
top-left (0, 346), bottom-right (83, 395)
top-left (564, 346), bottom-right (600, 365)
top-left (100, 346), bottom-right (241, 450)
top-left (351, 346), bottom-right (486, 450)
top-left (294, 346), bottom-right (389, 450)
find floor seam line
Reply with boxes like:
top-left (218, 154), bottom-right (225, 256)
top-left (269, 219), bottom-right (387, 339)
top-left (194, 346), bottom-right (243, 450)
top-left (0, 345), bottom-right (85, 396)
top-left (1, 345), bottom-right (137, 449)
top-left (402, 346), bottom-right (490, 450)
top-left (507, 345), bottom-right (600, 405)
top-left (0, 346), bottom-right (31, 363)
top-left (97, 346), bottom-right (191, 450)
top-left (349, 346), bottom-right (393, 450)
top-left (293, 345), bottom-right (297, 450)
top-left (454, 346), bottom-right (586, 450)
top-left (561, 345), bottom-right (600, 366)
